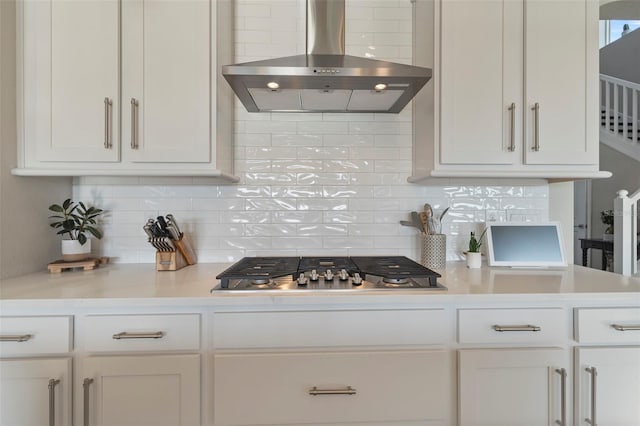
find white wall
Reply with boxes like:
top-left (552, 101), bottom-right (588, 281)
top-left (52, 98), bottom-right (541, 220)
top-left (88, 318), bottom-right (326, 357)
top-left (0, 0), bottom-right (71, 279)
top-left (73, 0), bottom-right (551, 264)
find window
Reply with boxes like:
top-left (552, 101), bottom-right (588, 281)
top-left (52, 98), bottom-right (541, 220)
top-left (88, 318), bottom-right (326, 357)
top-left (600, 20), bottom-right (640, 47)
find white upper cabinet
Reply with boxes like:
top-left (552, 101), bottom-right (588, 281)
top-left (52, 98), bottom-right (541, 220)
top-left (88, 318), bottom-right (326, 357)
top-left (122, 0), bottom-right (211, 163)
top-left (15, 0), bottom-right (236, 179)
top-left (24, 0), bottom-right (120, 163)
top-left (411, 0), bottom-right (609, 181)
top-left (524, 0), bottom-right (598, 165)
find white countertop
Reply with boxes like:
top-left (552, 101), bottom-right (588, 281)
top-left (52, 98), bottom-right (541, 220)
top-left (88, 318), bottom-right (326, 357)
top-left (1, 262), bottom-right (639, 308)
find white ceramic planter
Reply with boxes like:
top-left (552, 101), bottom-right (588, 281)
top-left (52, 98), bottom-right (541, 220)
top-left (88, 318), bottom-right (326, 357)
top-left (61, 239), bottom-right (91, 262)
top-left (465, 252), bottom-right (482, 269)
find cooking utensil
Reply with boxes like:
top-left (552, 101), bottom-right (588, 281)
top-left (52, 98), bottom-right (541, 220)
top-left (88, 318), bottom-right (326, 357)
top-left (400, 220), bottom-right (423, 232)
top-left (411, 211), bottom-right (426, 235)
top-left (418, 212), bottom-right (429, 233)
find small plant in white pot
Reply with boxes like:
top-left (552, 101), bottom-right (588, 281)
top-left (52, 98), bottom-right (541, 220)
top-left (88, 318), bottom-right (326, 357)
top-left (465, 229), bottom-right (487, 269)
top-left (49, 199), bottom-right (103, 261)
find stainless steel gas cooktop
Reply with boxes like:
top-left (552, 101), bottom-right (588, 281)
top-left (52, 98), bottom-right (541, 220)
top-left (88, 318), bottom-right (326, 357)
top-left (212, 256), bottom-right (445, 291)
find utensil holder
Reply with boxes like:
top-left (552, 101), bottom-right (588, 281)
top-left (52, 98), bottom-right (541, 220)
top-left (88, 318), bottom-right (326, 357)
top-left (421, 234), bottom-right (446, 269)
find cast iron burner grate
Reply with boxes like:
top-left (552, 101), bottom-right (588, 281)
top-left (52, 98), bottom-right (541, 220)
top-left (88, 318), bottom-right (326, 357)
top-left (351, 256), bottom-right (441, 285)
top-left (298, 257), bottom-right (359, 274)
top-left (216, 257), bottom-right (300, 288)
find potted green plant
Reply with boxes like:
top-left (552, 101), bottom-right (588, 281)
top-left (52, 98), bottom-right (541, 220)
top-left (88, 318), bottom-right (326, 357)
top-left (465, 228), bottom-right (487, 269)
top-left (49, 199), bottom-right (104, 261)
top-left (601, 209), bottom-right (614, 241)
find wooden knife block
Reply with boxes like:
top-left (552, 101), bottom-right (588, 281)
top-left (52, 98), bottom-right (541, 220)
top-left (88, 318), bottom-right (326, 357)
top-left (155, 234), bottom-right (196, 271)
top-left (156, 251), bottom-right (187, 271)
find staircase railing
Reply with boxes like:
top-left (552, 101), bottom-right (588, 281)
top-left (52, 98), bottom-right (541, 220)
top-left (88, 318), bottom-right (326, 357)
top-left (600, 74), bottom-right (640, 159)
top-left (614, 188), bottom-right (639, 276)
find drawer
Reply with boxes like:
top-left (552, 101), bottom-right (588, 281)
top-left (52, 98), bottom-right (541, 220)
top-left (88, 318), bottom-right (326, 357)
top-left (0, 316), bottom-right (72, 356)
top-left (214, 350), bottom-right (448, 426)
top-left (458, 308), bottom-right (566, 344)
top-left (575, 307), bottom-right (640, 344)
top-left (214, 309), bottom-right (448, 349)
top-left (83, 314), bottom-right (200, 352)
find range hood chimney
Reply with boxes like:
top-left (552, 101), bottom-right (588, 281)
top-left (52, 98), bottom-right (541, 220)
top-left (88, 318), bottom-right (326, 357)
top-left (222, 0), bottom-right (431, 113)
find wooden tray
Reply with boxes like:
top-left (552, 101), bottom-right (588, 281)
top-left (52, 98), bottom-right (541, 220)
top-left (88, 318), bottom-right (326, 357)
top-left (47, 257), bottom-right (109, 273)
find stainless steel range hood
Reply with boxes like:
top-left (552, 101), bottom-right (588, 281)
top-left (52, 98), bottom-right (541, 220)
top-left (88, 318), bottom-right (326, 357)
top-left (222, 0), bottom-right (432, 113)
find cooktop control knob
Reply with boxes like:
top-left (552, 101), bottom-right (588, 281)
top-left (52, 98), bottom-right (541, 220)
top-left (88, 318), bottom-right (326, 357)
top-left (338, 269), bottom-right (349, 281)
top-left (352, 273), bottom-right (363, 286)
top-left (325, 269), bottom-right (334, 281)
top-left (309, 269), bottom-right (319, 281)
top-left (297, 273), bottom-right (308, 286)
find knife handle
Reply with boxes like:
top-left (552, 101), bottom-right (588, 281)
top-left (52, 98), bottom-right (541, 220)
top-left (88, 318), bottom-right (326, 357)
top-left (166, 214), bottom-right (182, 235)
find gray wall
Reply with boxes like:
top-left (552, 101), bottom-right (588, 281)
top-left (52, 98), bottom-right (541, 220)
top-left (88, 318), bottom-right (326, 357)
top-left (0, 0), bottom-right (71, 279)
top-left (590, 144), bottom-right (640, 268)
top-left (600, 0), bottom-right (640, 20)
top-left (600, 27), bottom-right (640, 84)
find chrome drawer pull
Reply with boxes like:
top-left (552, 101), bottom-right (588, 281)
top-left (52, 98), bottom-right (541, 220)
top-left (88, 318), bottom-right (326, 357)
top-left (130, 98), bottom-right (139, 149)
top-left (531, 102), bottom-right (540, 151)
top-left (555, 368), bottom-right (567, 426)
top-left (611, 324), bottom-right (640, 331)
top-left (508, 102), bottom-right (516, 152)
top-left (103, 97), bottom-right (112, 149)
top-left (585, 367), bottom-right (597, 425)
top-left (492, 324), bottom-right (541, 332)
top-left (112, 331), bottom-right (165, 340)
top-left (83, 378), bottom-right (93, 426)
top-left (48, 379), bottom-right (60, 426)
top-left (308, 386), bottom-right (357, 396)
top-left (0, 334), bottom-right (33, 342)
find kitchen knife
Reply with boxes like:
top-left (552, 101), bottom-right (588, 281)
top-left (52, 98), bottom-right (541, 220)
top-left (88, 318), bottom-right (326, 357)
top-left (166, 214), bottom-right (182, 235)
top-left (165, 223), bottom-right (181, 241)
top-left (157, 216), bottom-right (169, 233)
top-left (143, 220), bottom-right (155, 238)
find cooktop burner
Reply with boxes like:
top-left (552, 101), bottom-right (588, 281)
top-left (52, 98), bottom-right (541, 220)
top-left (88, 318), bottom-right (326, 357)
top-left (214, 256), bottom-right (444, 291)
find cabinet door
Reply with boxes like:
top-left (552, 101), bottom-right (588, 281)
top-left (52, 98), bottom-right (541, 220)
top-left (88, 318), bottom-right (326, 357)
top-left (0, 358), bottom-right (72, 426)
top-left (439, 0), bottom-right (522, 165)
top-left (23, 0), bottom-right (120, 162)
top-left (122, 0), bottom-right (211, 163)
top-left (576, 347), bottom-right (640, 425)
top-left (524, 0), bottom-right (598, 165)
top-left (80, 354), bottom-right (200, 426)
top-left (459, 348), bottom-right (568, 426)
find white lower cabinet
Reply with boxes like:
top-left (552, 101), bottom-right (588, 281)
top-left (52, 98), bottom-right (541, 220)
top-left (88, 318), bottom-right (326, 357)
top-left (79, 354), bottom-right (200, 426)
top-left (458, 348), bottom-right (569, 426)
top-left (214, 350), bottom-right (448, 426)
top-left (575, 347), bottom-right (640, 425)
top-left (0, 357), bottom-right (72, 426)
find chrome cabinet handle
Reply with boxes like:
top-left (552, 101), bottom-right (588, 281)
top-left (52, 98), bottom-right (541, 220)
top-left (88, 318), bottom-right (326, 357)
top-left (585, 367), bottom-right (597, 425)
top-left (130, 98), bottom-right (139, 149)
top-left (508, 102), bottom-right (516, 152)
top-left (83, 378), bottom-right (93, 426)
top-left (104, 97), bottom-right (113, 149)
top-left (112, 331), bottom-right (165, 340)
top-left (555, 368), bottom-right (567, 426)
top-left (0, 334), bottom-right (33, 342)
top-left (48, 379), bottom-right (60, 426)
top-left (531, 102), bottom-right (540, 151)
top-left (308, 386), bottom-right (356, 396)
top-left (492, 324), bottom-right (541, 332)
top-left (611, 324), bottom-right (640, 331)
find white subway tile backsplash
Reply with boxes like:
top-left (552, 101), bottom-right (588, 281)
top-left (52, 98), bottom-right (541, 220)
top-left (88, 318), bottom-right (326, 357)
top-left (72, 0), bottom-right (551, 264)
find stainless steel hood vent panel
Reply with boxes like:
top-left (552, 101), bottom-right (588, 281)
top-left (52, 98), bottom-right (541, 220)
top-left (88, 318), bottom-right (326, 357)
top-left (222, 0), bottom-right (432, 113)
